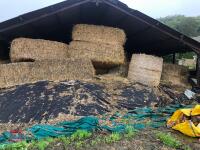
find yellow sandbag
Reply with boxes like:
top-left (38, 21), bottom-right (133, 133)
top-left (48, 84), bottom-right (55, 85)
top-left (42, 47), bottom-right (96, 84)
top-left (167, 105), bottom-right (200, 137)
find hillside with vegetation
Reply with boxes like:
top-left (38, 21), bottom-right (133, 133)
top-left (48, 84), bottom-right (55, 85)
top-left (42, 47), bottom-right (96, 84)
top-left (158, 15), bottom-right (200, 37)
top-left (158, 15), bottom-right (200, 61)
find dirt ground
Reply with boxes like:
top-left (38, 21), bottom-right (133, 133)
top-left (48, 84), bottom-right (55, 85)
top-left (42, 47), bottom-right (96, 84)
top-left (45, 128), bottom-right (199, 150)
top-left (0, 123), bottom-right (199, 149)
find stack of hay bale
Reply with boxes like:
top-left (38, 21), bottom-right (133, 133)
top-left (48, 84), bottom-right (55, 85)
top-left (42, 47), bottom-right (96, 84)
top-left (161, 63), bottom-right (189, 86)
top-left (128, 54), bottom-right (163, 87)
top-left (0, 38), bottom-right (95, 88)
top-left (0, 23), bottom-right (179, 89)
top-left (69, 24), bottom-right (126, 69)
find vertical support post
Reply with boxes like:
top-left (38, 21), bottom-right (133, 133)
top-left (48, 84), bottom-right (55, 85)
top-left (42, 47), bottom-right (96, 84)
top-left (197, 54), bottom-right (200, 87)
top-left (172, 53), bottom-right (176, 64)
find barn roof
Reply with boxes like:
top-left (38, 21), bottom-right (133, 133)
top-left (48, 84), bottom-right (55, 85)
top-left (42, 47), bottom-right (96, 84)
top-left (0, 0), bottom-right (200, 58)
top-left (194, 36), bottom-right (200, 42)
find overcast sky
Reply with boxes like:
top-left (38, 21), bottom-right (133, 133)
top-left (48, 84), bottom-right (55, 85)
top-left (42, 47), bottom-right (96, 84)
top-left (0, 0), bottom-right (200, 22)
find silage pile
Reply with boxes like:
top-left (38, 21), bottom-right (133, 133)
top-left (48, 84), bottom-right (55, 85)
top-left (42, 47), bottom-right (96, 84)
top-left (0, 79), bottom-right (158, 123)
top-left (0, 80), bottom-right (111, 123)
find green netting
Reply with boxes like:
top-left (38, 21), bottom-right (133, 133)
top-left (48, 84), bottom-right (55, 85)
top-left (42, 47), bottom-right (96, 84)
top-left (29, 117), bottom-right (99, 140)
top-left (0, 104), bottom-right (193, 149)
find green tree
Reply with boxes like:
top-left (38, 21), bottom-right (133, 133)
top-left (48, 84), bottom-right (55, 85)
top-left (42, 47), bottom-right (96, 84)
top-left (158, 15), bottom-right (200, 37)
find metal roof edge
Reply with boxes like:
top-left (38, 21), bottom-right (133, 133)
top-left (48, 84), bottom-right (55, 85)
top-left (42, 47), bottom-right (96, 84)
top-left (0, 0), bottom-right (199, 53)
top-left (103, 0), bottom-right (200, 53)
top-left (0, 0), bottom-right (89, 31)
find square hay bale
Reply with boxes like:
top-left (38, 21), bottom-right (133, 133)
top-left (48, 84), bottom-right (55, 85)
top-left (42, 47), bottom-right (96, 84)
top-left (72, 24), bottom-right (126, 45)
top-left (10, 38), bottom-right (69, 62)
top-left (161, 74), bottom-right (188, 87)
top-left (161, 63), bottom-right (189, 86)
top-left (0, 59), bottom-right (95, 89)
top-left (162, 63), bottom-right (188, 76)
top-left (69, 41), bottom-right (125, 68)
top-left (128, 54), bottom-right (163, 87)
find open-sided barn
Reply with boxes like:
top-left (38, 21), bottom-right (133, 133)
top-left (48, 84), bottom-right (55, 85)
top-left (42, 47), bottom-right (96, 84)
top-left (0, 0), bottom-right (200, 84)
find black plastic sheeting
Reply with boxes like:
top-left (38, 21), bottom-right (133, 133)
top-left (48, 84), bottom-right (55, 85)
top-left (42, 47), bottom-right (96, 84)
top-left (0, 0), bottom-right (200, 59)
top-left (116, 86), bottom-right (157, 109)
top-left (0, 80), bottom-right (158, 123)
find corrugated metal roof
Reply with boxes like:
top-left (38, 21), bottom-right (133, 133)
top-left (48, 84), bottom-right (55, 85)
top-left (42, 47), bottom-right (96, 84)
top-left (0, 0), bottom-right (200, 58)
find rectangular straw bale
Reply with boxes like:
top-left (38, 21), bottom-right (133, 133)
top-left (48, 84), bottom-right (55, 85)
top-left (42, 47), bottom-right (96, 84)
top-left (161, 63), bottom-right (189, 86)
top-left (10, 38), bottom-right (69, 62)
top-left (161, 74), bottom-right (188, 86)
top-left (162, 63), bottom-right (188, 76)
top-left (69, 41), bottom-right (125, 68)
top-left (72, 24), bottom-right (126, 45)
top-left (128, 54), bottom-right (163, 87)
top-left (129, 68), bottom-right (162, 87)
top-left (0, 59), bottom-right (95, 89)
top-left (131, 54), bottom-right (163, 72)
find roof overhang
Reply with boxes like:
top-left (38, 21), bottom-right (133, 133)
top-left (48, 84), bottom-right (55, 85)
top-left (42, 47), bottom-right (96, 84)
top-left (0, 0), bottom-right (200, 58)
